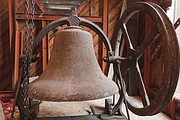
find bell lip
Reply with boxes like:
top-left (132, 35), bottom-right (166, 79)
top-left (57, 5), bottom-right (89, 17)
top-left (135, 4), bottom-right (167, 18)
top-left (28, 77), bottom-right (119, 102)
top-left (28, 90), bottom-right (118, 102)
top-left (28, 96), bottom-right (118, 102)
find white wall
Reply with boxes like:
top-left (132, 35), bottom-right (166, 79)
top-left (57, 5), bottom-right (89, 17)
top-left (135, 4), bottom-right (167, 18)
top-left (167, 0), bottom-right (180, 94)
top-left (174, 0), bottom-right (180, 94)
top-left (174, 0), bottom-right (180, 39)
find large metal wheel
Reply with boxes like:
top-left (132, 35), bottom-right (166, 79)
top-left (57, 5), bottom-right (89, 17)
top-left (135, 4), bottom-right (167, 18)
top-left (114, 2), bottom-right (179, 116)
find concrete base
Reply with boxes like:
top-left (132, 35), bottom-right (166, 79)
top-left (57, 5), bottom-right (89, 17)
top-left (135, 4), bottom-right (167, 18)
top-left (37, 96), bottom-right (172, 120)
top-left (35, 115), bottom-right (128, 120)
top-left (36, 115), bottom-right (100, 120)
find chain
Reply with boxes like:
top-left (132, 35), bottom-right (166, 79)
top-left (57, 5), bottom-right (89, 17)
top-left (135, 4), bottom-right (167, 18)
top-left (21, 0), bottom-right (29, 119)
top-left (21, 0), bottom-right (35, 119)
top-left (28, 0), bottom-right (35, 79)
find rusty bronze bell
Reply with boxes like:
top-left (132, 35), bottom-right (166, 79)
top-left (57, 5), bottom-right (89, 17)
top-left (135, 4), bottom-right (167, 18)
top-left (28, 26), bottom-right (118, 102)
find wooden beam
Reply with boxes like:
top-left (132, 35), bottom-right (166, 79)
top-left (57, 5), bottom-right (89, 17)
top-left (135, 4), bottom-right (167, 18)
top-left (35, 0), bottom-right (48, 13)
top-left (90, 0), bottom-right (96, 16)
top-left (42, 21), bottom-right (48, 71)
top-left (15, 13), bottom-right (103, 23)
top-left (8, 0), bottom-right (16, 90)
top-left (13, 31), bottom-right (21, 89)
top-left (16, 0), bottom-right (24, 11)
top-left (8, 0), bottom-right (13, 50)
top-left (102, 0), bottom-right (108, 73)
top-left (77, 0), bottom-right (91, 14)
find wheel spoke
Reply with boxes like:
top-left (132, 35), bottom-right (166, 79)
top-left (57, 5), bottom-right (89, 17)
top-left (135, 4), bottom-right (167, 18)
top-left (136, 28), bottom-right (159, 57)
top-left (121, 23), bottom-right (134, 49)
top-left (135, 63), bottom-right (150, 107)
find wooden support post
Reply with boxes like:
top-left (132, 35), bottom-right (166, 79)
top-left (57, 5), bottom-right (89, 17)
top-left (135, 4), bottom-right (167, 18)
top-left (13, 31), bottom-right (21, 89)
top-left (42, 21), bottom-right (48, 71)
top-left (102, 0), bottom-right (108, 73)
top-left (8, 0), bottom-right (16, 90)
top-left (8, 0), bottom-right (13, 51)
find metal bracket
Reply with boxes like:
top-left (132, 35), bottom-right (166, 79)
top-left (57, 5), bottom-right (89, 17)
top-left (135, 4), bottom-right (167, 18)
top-left (68, 15), bottom-right (80, 26)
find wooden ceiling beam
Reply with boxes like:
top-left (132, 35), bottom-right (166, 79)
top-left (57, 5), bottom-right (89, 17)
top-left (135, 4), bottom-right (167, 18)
top-left (15, 13), bottom-right (103, 23)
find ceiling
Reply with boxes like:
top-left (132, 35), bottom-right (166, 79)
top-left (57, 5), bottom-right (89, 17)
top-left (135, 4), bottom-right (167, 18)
top-left (41, 0), bottom-right (84, 14)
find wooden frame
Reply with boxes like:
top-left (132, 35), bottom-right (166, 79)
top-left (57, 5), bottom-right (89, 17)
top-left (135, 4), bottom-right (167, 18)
top-left (102, 0), bottom-right (109, 73)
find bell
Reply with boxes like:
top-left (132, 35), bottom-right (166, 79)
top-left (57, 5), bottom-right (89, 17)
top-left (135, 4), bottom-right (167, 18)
top-left (28, 26), bottom-right (118, 102)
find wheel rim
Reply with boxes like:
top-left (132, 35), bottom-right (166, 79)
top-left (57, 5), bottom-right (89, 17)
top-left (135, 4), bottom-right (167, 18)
top-left (114, 2), bottom-right (179, 116)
